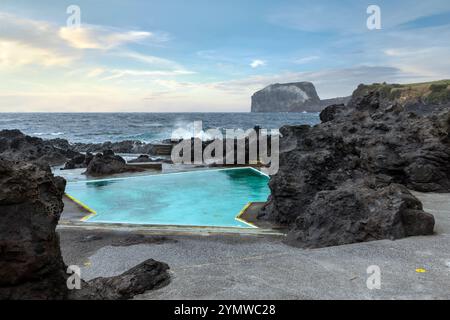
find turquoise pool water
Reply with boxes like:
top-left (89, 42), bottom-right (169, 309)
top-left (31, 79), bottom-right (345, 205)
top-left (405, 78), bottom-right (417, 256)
top-left (65, 168), bottom-right (270, 228)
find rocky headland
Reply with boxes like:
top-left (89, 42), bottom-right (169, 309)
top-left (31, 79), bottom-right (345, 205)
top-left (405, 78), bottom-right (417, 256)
top-left (351, 80), bottom-right (450, 113)
top-left (251, 82), bottom-right (350, 113)
top-left (259, 83), bottom-right (450, 248)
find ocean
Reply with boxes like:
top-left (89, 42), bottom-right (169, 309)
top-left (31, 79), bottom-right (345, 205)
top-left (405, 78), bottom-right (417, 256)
top-left (0, 113), bottom-right (320, 144)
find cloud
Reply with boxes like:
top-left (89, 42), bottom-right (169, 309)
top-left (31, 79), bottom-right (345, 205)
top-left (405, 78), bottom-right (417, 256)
top-left (58, 26), bottom-right (153, 49)
top-left (0, 64), bottom-right (442, 113)
top-left (101, 68), bottom-right (195, 81)
top-left (267, 1), bottom-right (450, 33)
top-left (293, 56), bottom-right (320, 64)
top-left (0, 11), bottom-right (174, 70)
top-left (86, 67), bottom-right (106, 78)
top-left (115, 51), bottom-right (184, 70)
top-left (0, 40), bottom-right (73, 67)
top-left (250, 59), bottom-right (266, 68)
top-left (0, 12), bottom-right (78, 67)
top-left (397, 11), bottom-right (450, 29)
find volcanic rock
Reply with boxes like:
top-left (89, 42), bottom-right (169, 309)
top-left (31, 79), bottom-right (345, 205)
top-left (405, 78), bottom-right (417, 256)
top-left (128, 155), bottom-right (151, 163)
top-left (259, 87), bottom-right (448, 247)
top-left (0, 130), bottom-right (81, 166)
top-left (0, 158), bottom-right (170, 299)
top-left (63, 153), bottom-right (94, 170)
top-left (84, 150), bottom-right (144, 176)
top-left (0, 159), bottom-right (67, 299)
top-left (285, 180), bottom-right (435, 248)
top-left (70, 259), bottom-right (170, 300)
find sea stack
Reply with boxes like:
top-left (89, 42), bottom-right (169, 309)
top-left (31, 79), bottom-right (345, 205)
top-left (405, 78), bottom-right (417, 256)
top-left (251, 82), bottom-right (321, 113)
top-left (251, 82), bottom-right (350, 113)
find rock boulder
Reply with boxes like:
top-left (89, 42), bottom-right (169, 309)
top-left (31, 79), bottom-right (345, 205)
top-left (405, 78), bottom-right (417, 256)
top-left (84, 150), bottom-right (143, 176)
top-left (0, 159), bottom-right (67, 299)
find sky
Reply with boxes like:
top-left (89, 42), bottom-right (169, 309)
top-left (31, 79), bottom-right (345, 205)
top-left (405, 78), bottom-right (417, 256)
top-left (0, 0), bottom-right (449, 112)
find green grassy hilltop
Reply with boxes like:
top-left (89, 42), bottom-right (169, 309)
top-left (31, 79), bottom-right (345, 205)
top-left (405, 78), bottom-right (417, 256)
top-left (353, 79), bottom-right (450, 106)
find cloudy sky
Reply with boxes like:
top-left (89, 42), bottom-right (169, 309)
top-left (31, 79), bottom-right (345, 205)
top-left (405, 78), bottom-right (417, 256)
top-left (0, 0), bottom-right (449, 112)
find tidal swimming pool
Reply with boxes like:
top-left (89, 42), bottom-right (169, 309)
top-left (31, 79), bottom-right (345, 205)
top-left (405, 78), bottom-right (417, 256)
top-left (65, 167), bottom-right (270, 228)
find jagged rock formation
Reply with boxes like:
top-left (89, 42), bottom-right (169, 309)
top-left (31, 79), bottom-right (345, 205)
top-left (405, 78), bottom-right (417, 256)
top-left (285, 180), bottom-right (434, 248)
top-left (63, 153), bottom-right (94, 170)
top-left (251, 82), bottom-right (350, 113)
top-left (0, 159), bottom-right (170, 299)
top-left (71, 141), bottom-right (173, 156)
top-left (320, 96), bottom-right (351, 108)
top-left (72, 140), bottom-right (154, 154)
top-left (0, 159), bottom-right (68, 299)
top-left (258, 87), bottom-right (448, 248)
top-left (84, 150), bottom-right (144, 176)
top-left (0, 130), bottom-right (81, 166)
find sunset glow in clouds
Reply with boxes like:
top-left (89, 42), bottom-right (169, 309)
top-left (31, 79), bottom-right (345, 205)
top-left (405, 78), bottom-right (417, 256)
top-left (1, 0), bottom-right (450, 112)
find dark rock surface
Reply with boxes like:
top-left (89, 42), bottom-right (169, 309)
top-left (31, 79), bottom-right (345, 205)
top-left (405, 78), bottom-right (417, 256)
top-left (0, 159), bottom-right (170, 299)
top-left (0, 159), bottom-right (68, 299)
top-left (319, 104), bottom-right (346, 123)
top-left (286, 180), bottom-right (435, 248)
top-left (0, 130), bottom-right (81, 166)
top-left (128, 155), bottom-right (152, 163)
top-left (84, 150), bottom-right (144, 176)
top-left (63, 153), bottom-right (94, 170)
top-left (251, 82), bottom-right (350, 113)
top-left (128, 155), bottom-right (172, 164)
top-left (72, 140), bottom-right (171, 155)
top-left (70, 260), bottom-right (170, 300)
top-left (259, 88), bottom-right (448, 248)
top-left (320, 96), bottom-right (351, 108)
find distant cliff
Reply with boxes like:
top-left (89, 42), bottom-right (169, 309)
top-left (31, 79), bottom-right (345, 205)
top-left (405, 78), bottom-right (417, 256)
top-left (350, 80), bottom-right (450, 114)
top-left (251, 82), bottom-right (350, 113)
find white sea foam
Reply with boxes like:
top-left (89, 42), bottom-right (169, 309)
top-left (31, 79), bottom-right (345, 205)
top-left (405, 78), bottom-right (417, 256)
top-left (33, 132), bottom-right (65, 136)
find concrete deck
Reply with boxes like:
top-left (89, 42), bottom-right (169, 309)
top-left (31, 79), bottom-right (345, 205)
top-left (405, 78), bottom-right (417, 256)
top-left (58, 192), bottom-right (450, 300)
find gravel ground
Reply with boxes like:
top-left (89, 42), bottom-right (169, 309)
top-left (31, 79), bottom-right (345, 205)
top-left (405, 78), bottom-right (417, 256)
top-left (59, 192), bottom-right (450, 300)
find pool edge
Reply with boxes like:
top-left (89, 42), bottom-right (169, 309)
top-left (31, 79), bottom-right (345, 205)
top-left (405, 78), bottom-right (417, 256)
top-left (65, 193), bottom-right (98, 222)
top-left (235, 203), bottom-right (258, 229)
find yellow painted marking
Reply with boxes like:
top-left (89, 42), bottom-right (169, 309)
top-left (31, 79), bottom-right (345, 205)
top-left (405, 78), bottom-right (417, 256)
top-left (235, 202), bottom-right (258, 228)
top-left (416, 268), bottom-right (427, 273)
top-left (65, 193), bottom-right (97, 222)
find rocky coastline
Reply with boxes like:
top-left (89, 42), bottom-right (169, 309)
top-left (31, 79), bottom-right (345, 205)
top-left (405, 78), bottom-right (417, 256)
top-left (1, 80), bottom-right (450, 298)
top-left (258, 85), bottom-right (450, 248)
